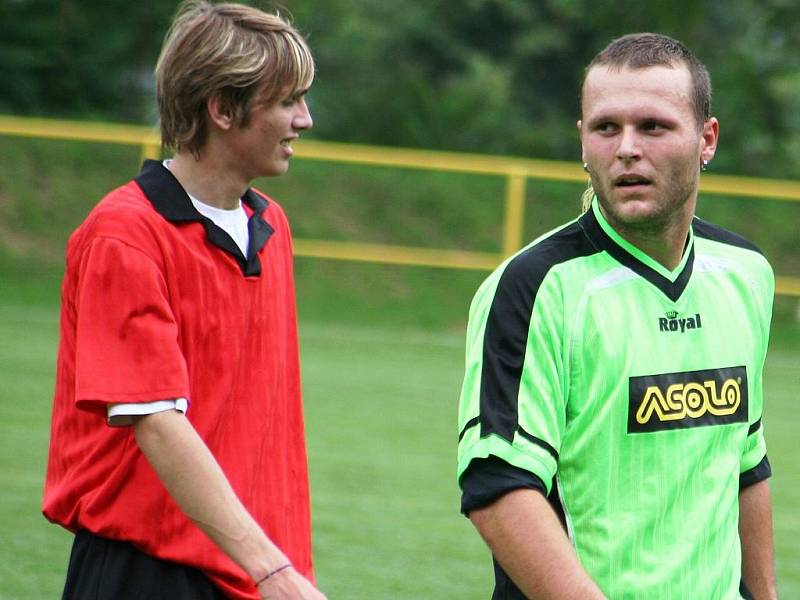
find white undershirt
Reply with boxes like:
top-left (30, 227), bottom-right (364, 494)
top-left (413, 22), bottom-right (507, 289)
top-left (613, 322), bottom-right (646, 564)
top-left (189, 195), bottom-right (250, 257)
top-left (106, 160), bottom-right (250, 426)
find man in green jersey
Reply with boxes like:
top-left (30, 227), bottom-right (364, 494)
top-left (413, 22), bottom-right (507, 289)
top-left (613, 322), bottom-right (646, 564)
top-left (457, 33), bottom-right (777, 600)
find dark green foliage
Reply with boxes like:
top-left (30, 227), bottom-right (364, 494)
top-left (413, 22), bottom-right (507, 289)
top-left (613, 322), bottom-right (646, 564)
top-left (2, 0), bottom-right (800, 175)
top-left (287, 0), bottom-right (800, 178)
top-left (0, 0), bottom-right (175, 121)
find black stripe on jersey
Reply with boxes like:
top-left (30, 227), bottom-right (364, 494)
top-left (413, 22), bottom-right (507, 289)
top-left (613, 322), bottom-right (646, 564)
top-left (459, 419), bottom-right (559, 462)
top-left (740, 455), bottom-right (772, 489)
top-left (692, 217), bottom-right (764, 255)
top-left (747, 418), bottom-right (762, 436)
top-left (516, 428), bottom-right (559, 461)
top-left (458, 417), bottom-right (480, 442)
top-left (479, 218), bottom-right (600, 444)
top-left (580, 208), bottom-right (693, 302)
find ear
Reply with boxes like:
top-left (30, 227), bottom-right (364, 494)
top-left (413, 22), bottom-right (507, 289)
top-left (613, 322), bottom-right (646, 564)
top-left (206, 96), bottom-right (234, 131)
top-left (700, 117), bottom-right (719, 164)
top-left (576, 120), bottom-right (587, 163)
top-left (576, 119), bottom-right (584, 140)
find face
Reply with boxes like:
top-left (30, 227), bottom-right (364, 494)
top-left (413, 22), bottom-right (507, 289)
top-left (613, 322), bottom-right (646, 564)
top-left (578, 64), bottom-right (718, 236)
top-left (220, 83), bottom-right (314, 181)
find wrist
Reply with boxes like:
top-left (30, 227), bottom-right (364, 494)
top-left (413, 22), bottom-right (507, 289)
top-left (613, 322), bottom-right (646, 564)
top-left (255, 563), bottom-right (293, 587)
top-left (238, 526), bottom-right (291, 584)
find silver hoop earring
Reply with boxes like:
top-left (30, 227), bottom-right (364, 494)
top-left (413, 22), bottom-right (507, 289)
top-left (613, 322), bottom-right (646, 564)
top-left (583, 162), bottom-right (590, 174)
top-left (701, 160), bottom-right (709, 172)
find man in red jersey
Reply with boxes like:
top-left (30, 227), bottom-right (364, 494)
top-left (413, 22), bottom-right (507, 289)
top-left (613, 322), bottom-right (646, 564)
top-left (43, 2), bottom-right (325, 598)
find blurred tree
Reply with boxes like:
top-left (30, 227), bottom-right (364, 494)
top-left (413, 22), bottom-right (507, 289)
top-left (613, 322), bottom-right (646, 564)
top-left (0, 0), bottom-right (175, 121)
top-left (1, 0), bottom-right (798, 177)
top-left (288, 0), bottom-right (800, 177)
top-left (287, 0), bottom-right (711, 158)
top-left (697, 0), bottom-right (800, 178)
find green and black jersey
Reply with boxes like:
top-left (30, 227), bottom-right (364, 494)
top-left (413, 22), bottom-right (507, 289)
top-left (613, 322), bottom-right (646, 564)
top-left (457, 198), bottom-right (773, 600)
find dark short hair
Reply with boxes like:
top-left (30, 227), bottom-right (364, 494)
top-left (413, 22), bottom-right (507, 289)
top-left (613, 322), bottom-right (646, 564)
top-left (581, 33), bottom-right (711, 126)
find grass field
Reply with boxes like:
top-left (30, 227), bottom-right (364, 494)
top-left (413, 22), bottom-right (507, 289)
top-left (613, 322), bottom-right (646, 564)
top-left (0, 265), bottom-right (798, 599)
top-left (0, 134), bottom-right (798, 598)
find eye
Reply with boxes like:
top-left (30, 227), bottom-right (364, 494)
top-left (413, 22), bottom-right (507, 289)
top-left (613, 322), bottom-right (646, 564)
top-left (281, 92), bottom-right (308, 108)
top-left (594, 121), bottom-right (618, 135)
top-left (641, 120), bottom-right (666, 133)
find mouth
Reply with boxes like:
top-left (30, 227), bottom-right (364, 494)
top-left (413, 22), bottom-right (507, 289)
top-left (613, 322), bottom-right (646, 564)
top-left (614, 174), bottom-right (652, 188)
top-left (280, 137), bottom-right (296, 149)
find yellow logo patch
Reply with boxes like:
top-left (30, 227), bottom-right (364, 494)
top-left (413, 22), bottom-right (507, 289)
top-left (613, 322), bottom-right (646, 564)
top-left (628, 367), bottom-right (748, 433)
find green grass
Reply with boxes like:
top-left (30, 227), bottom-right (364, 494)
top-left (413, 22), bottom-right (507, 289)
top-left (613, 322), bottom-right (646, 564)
top-left (762, 332), bottom-right (800, 592)
top-left (0, 301), bottom-right (72, 599)
top-left (0, 272), bottom-right (798, 599)
top-left (0, 290), bottom-right (491, 599)
top-left (1, 134), bottom-right (798, 597)
top-left (300, 322), bottom-right (491, 597)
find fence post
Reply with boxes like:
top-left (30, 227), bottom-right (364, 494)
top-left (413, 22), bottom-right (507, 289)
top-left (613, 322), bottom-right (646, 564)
top-left (502, 170), bottom-right (526, 257)
top-left (140, 142), bottom-right (161, 164)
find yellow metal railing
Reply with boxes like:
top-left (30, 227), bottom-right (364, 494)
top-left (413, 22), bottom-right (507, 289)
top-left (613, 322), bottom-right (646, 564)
top-left (1, 114), bottom-right (799, 296)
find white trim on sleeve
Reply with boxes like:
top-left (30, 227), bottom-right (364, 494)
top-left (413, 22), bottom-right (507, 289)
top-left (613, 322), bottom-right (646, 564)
top-left (107, 398), bottom-right (189, 427)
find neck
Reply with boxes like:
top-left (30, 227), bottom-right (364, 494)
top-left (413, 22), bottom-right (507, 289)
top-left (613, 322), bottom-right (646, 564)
top-left (599, 204), bottom-right (694, 271)
top-left (169, 150), bottom-right (247, 210)
top-left (618, 223), bottom-right (690, 270)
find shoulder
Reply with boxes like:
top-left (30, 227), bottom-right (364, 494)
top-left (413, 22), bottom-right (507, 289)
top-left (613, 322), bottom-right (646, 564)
top-left (469, 216), bottom-right (601, 325)
top-left (493, 217), bottom-right (600, 300)
top-left (68, 180), bottom-right (168, 258)
top-left (93, 179), bottom-right (162, 222)
top-left (692, 217), bottom-right (774, 308)
top-left (692, 217), bottom-right (773, 277)
top-left (692, 217), bottom-right (764, 255)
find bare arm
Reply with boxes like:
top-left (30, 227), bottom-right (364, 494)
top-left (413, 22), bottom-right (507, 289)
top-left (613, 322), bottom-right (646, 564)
top-left (469, 488), bottom-right (606, 600)
top-left (739, 480), bottom-right (777, 600)
top-left (133, 409), bottom-right (325, 600)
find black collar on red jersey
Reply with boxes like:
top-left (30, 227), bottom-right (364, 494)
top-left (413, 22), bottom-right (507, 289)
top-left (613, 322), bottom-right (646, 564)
top-left (578, 207), bottom-right (694, 302)
top-left (134, 159), bottom-right (274, 277)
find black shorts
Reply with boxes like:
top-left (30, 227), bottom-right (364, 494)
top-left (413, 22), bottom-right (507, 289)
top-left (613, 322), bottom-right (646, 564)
top-left (62, 530), bottom-right (227, 600)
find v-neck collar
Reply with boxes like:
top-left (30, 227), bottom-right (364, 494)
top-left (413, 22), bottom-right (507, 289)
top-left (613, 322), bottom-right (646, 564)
top-left (579, 197), bottom-right (694, 302)
top-left (134, 160), bottom-right (274, 277)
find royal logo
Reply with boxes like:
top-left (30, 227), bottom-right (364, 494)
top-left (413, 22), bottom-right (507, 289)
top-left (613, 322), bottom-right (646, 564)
top-left (628, 366), bottom-right (748, 433)
top-left (659, 311), bottom-right (702, 333)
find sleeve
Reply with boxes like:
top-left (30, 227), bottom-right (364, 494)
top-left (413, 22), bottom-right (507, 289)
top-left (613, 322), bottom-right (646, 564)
top-left (460, 455), bottom-right (546, 515)
top-left (739, 255), bottom-right (775, 489)
top-left (457, 256), bottom-right (566, 495)
top-left (107, 397), bottom-right (189, 426)
top-left (740, 409), bottom-right (770, 489)
top-left (73, 236), bottom-right (190, 413)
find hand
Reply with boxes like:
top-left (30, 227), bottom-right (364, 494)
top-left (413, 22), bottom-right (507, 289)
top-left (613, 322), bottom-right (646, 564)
top-left (257, 566), bottom-right (327, 600)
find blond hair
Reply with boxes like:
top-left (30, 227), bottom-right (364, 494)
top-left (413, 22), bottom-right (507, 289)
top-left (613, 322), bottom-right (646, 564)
top-left (155, 1), bottom-right (314, 155)
top-left (580, 183), bottom-right (594, 213)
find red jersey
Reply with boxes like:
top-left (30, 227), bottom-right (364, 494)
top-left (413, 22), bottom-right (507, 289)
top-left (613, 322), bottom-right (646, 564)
top-left (43, 160), bottom-right (313, 599)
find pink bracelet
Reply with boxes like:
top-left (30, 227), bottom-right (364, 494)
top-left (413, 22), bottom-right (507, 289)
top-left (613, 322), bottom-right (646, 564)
top-left (255, 564), bottom-right (292, 586)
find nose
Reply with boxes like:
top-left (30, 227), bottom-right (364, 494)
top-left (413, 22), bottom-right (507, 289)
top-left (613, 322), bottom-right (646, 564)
top-left (616, 126), bottom-right (641, 162)
top-left (293, 98), bottom-right (313, 131)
